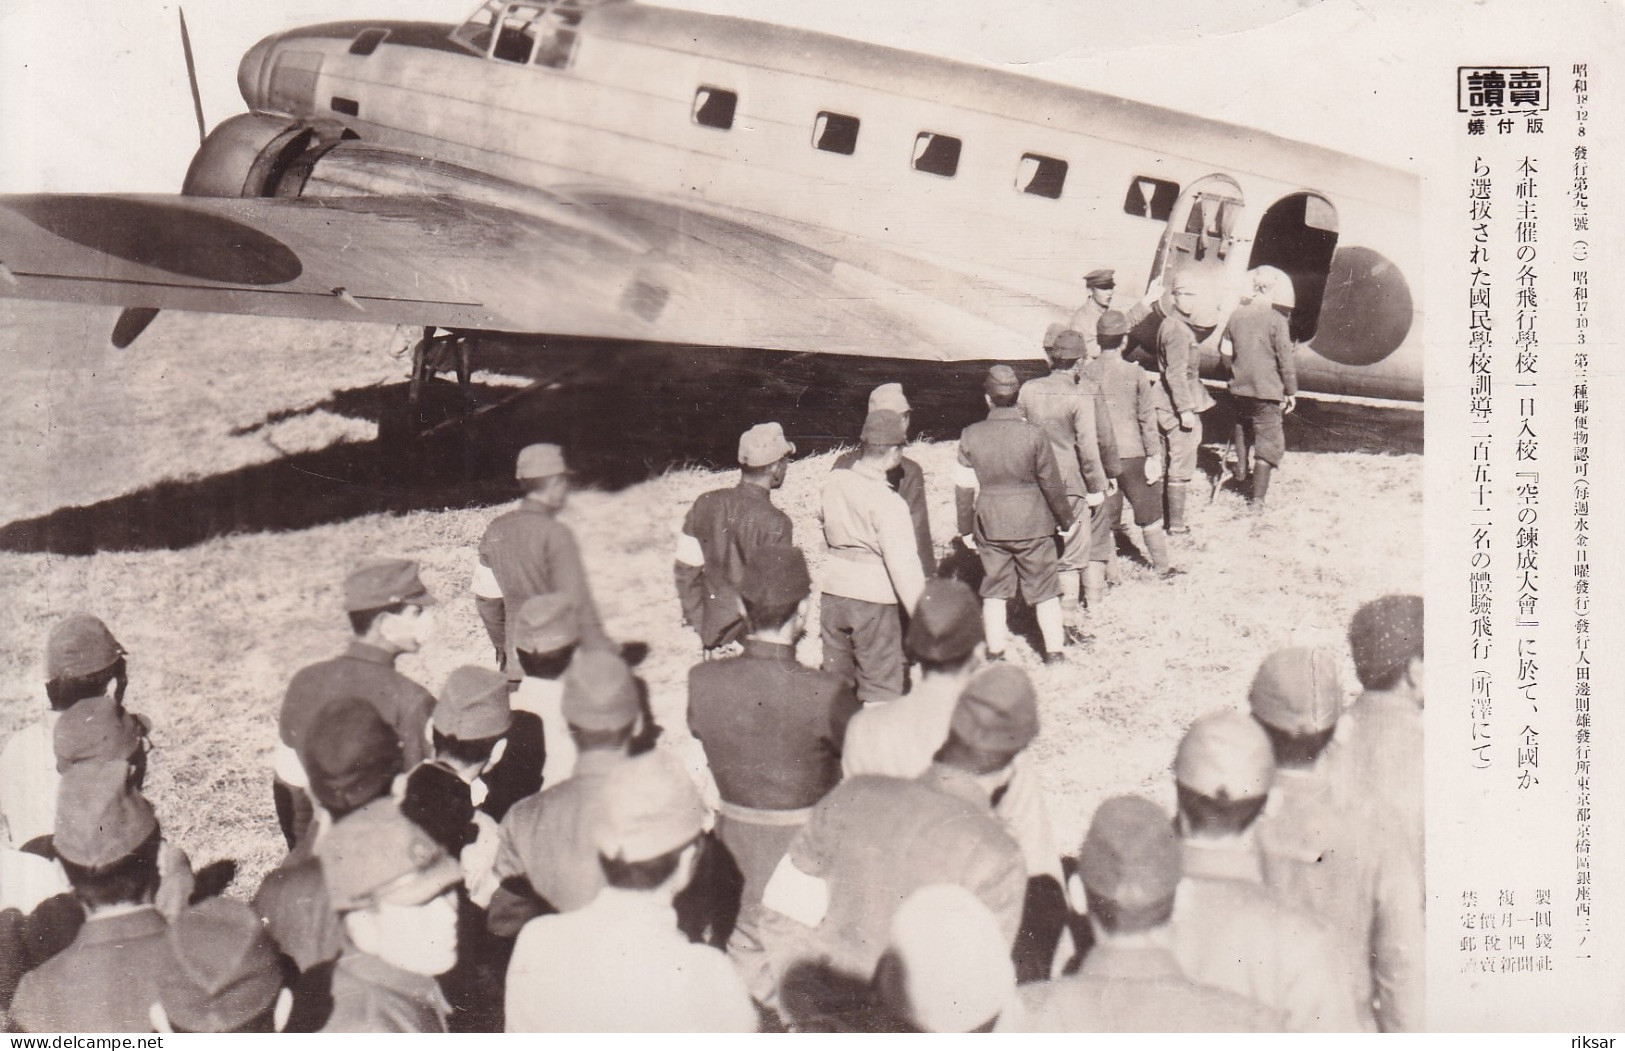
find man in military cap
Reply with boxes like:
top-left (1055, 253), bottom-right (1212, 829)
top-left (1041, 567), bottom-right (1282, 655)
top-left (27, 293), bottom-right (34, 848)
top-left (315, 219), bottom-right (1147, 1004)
top-left (505, 751), bottom-right (756, 1032)
top-left (1019, 329), bottom-right (1119, 636)
top-left (317, 798), bottom-right (463, 1033)
top-left (1248, 647), bottom-right (1423, 1032)
top-left (1, 614), bottom-right (130, 852)
top-left (487, 648), bottom-right (643, 936)
top-left (744, 664), bottom-right (1035, 1007)
top-left (675, 422), bottom-right (796, 657)
top-left (274, 558), bottom-right (438, 847)
top-left (151, 899), bottom-right (291, 1033)
top-left (1152, 273), bottom-right (1218, 534)
top-left (503, 592), bottom-right (582, 797)
top-left (256, 698), bottom-right (405, 975)
top-left (11, 764), bottom-right (173, 1032)
top-left (689, 545), bottom-right (857, 914)
top-left (1083, 309), bottom-right (1179, 576)
top-left (820, 408), bottom-right (927, 705)
top-left (1006, 795), bottom-right (1281, 1032)
top-left (833, 384), bottom-right (935, 575)
top-left (1337, 595), bottom-right (1424, 864)
top-left (1168, 710), bottom-right (1356, 1031)
top-left (1069, 269), bottom-right (1163, 361)
top-left (1221, 267), bottom-right (1300, 508)
top-left (956, 365), bottom-right (1077, 662)
top-left (474, 442), bottom-right (613, 681)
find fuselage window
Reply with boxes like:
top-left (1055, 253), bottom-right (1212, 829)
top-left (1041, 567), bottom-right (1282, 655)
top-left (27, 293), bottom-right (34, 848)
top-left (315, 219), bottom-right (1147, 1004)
top-left (1124, 176), bottom-right (1180, 221)
top-left (348, 28), bottom-right (389, 56)
top-left (912, 132), bottom-right (961, 178)
top-left (693, 87), bottom-right (738, 130)
top-left (813, 111), bottom-right (860, 155)
top-left (532, 9), bottom-right (583, 68)
top-left (493, 4), bottom-right (546, 64)
top-left (1017, 153), bottom-right (1068, 199)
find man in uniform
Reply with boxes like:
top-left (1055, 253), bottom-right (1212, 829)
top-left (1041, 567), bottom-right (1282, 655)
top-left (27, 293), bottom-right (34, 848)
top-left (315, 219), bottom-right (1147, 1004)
top-left (275, 558), bottom-right (437, 848)
top-left (1152, 274), bottom-right (1218, 534)
top-left (1168, 710), bottom-right (1357, 1031)
top-left (1337, 595), bottom-right (1424, 861)
top-left (317, 799), bottom-right (462, 1033)
top-left (833, 384), bottom-right (935, 575)
top-left (11, 764), bottom-right (173, 1033)
top-left (151, 899), bottom-right (292, 1033)
top-left (819, 408), bottom-right (927, 705)
top-left (1221, 267), bottom-right (1299, 508)
top-left (675, 422), bottom-right (796, 656)
top-left (1, 614), bottom-right (130, 852)
top-left (1019, 329), bottom-right (1118, 635)
top-left (474, 442), bottom-right (612, 682)
top-left (956, 365), bottom-right (1077, 662)
top-left (1249, 647), bottom-right (1424, 1032)
top-left (743, 664), bottom-right (1034, 1008)
top-left (1069, 268), bottom-right (1164, 362)
top-left (503, 593), bottom-right (581, 794)
top-left (504, 751), bottom-right (756, 1032)
top-left (689, 545), bottom-right (859, 914)
top-left (1005, 795), bottom-right (1282, 1032)
top-left (1084, 310), bottom-right (1179, 576)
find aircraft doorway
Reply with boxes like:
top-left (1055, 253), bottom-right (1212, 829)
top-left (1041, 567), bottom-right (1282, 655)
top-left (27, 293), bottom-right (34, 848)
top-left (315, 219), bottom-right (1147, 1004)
top-left (1248, 192), bottom-right (1339, 343)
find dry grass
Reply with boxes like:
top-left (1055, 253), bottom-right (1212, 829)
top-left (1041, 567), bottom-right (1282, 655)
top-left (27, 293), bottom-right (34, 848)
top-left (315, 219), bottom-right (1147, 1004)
top-left (0, 304), bottom-right (1419, 893)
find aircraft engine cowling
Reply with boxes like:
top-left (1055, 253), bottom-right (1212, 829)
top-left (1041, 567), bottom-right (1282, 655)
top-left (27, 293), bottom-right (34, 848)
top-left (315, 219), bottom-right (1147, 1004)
top-left (181, 113), bottom-right (351, 199)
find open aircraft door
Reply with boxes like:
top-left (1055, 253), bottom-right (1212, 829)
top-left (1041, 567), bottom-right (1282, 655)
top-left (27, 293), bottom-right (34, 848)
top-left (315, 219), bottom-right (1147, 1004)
top-left (1147, 174), bottom-right (1249, 333)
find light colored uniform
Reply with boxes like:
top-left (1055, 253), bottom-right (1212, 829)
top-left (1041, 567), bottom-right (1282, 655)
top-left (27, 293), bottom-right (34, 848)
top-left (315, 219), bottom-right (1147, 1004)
top-left (1334, 689), bottom-right (1423, 863)
top-left (0, 716), bottom-right (59, 848)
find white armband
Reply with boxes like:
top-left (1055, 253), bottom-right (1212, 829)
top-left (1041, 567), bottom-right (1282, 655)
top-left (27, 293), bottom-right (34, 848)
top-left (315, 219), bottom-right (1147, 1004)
top-left (675, 530), bottom-right (705, 568)
top-left (761, 854), bottom-right (829, 929)
top-left (471, 559), bottom-right (502, 599)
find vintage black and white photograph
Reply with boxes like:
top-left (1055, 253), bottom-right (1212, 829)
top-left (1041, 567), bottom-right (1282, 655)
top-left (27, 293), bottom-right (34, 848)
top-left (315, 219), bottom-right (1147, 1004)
top-left (0, 0), bottom-right (1618, 1035)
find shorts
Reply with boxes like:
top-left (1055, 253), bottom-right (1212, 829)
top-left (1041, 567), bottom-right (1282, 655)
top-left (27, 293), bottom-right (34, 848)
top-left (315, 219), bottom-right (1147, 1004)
top-left (978, 534), bottom-right (1060, 604)
top-left (1114, 457), bottom-right (1165, 526)
top-left (1087, 492), bottom-right (1115, 561)
top-left (1234, 395), bottom-right (1287, 467)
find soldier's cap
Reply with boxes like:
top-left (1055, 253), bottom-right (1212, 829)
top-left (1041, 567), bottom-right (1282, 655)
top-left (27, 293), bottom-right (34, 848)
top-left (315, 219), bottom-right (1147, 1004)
top-left (868, 382), bottom-right (911, 415)
top-left (515, 442), bottom-right (570, 480)
top-left (884, 884), bottom-right (1016, 1032)
top-left (949, 664), bottom-right (1038, 755)
top-left (1050, 329), bottom-right (1087, 362)
top-left (738, 422), bottom-right (796, 468)
top-left (1173, 710), bottom-right (1274, 801)
top-left (1248, 646), bottom-right (1345, 735)
top-left (300, 698), bottom-right (403, 815)
top-left (343, 558), bottom-right (436, 612)
top-left (1251, 265), bottom-right (1296, 310)
top-left (514, 592), bottom-right (580, 655)
top-left (160, 898), bottom-right (283, 1033)
top-left (1348, 594), bottom-right (1424, 689)
top-left (983, 364), bottom-right (1021, 399)
top-left (316, 798), bottom-right (462, 912)
top-left (739, 544), bottom-right (812, 612)
top-left (860, 409), bottom-right (908, 447)
top-left (46, 614), bottom-right (125, 681)
top-left (593, 749), bottom-right (707, 862)
top-left (435, 665), bottom-right (512, 741)
top-left (561, 648), bottom-right (640, 731)
top-left (1097, 309), bottom-right (1132, 340)
top-left (53, 695), bottom-right (150, 774)
top-left (1084, 268), bottom-right (1116, 289)
top-left (54, 761), bottom-right (158, 869)
top-left (1042, 322), bottom-right (1068, 351)
top-left (905, 578), bottom-right (983, 664)
top-left (1078, 795), bottom-right (1183, 910)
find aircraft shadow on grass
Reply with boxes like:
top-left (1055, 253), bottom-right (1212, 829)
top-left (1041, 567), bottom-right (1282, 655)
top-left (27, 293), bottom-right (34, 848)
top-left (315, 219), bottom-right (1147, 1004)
top-left (0, 338), bottom-right (1421, 557)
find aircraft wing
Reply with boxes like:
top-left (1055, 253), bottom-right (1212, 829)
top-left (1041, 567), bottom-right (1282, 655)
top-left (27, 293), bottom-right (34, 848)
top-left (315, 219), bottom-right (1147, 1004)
top-left (0, 191), bottom-right (1051, 360)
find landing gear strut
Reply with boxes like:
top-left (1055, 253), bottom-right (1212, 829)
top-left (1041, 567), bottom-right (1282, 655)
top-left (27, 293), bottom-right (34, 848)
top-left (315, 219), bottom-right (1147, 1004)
top-left (408, 326), bottom-right (475, 421)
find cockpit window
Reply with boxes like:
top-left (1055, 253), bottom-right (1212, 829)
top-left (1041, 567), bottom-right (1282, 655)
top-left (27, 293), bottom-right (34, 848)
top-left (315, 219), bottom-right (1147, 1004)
top-left (451, 0), bottom-right (595, 68)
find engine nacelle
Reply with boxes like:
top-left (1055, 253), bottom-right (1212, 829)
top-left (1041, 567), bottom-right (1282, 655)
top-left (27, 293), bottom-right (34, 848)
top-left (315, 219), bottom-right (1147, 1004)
top-left (182, 113), bottom-right (350, 199)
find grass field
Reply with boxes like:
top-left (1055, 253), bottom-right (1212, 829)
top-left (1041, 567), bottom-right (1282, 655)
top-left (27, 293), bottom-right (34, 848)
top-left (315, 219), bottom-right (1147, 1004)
top-left (0, 303), bottom-right (1421, 894)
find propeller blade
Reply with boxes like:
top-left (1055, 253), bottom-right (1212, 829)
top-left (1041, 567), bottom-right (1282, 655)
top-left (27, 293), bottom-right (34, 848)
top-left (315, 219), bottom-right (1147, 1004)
top-left (111, 307), bottom-right (161, 349)
top-left (180, 9), bottom-right (206, 146)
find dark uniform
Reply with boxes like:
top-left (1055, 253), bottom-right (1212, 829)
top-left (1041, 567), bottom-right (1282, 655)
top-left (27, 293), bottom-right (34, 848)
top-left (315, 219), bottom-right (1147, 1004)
top-left (1017, 357), bottom-right (1119, 569)
top-left (674, 483), bottom-right (793, 650)
top-left (11, 907), bottom-right (171, 1033)
top-left (1081, 321), bottom-right (1164, 532)
top-left (955, 401), bottom-right (1074, 605)
top-left (689, 638), bottom-right (860, 908)
top-left (322, 952), bottom-right (452, 1033)
top-left (1225, 294), bottom-right (1297, 505)
top-left (477, 501), bottom-right (612, 676)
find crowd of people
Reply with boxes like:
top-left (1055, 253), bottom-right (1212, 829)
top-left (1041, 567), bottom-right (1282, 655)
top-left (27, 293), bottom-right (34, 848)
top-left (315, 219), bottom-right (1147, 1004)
top-left (0, 265), bottom-right (1422, 1033)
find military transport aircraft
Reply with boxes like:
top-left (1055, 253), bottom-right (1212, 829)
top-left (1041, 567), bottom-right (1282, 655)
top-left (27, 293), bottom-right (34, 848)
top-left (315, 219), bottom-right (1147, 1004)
top-left (0, 0), bottom-right (1421, 407)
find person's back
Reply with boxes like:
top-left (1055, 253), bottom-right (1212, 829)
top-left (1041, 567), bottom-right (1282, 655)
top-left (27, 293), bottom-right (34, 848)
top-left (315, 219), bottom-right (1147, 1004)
top-left (958, 411), bottom-right (1067, 543)
top-left (1225, 296), bottom-right (1296, 401)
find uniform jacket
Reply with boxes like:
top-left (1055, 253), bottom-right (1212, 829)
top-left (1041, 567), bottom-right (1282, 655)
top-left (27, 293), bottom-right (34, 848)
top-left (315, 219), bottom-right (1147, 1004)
top-left (832, 450), bottom-right (935, 574)
top-left (1069, 297), bottom-right (1154, 361)
top-left (674, 482), bottom-right (793, 648)
top-left (1224, 298), bottom-right (1299, 401)
top-left (1080, 352), bottom-right (1162, 462)
top-left (491, 749), bottom-right (626, 920)
top-left (820, 462), bottom-right (926, 609)
top-left (478, 500), bottom-right (613, 671)
top-left (1152, 313), bottom-right (1217, 421)
top-left (321, 950), bottom-right (451, 1033)
top-left (1003, 944), bottom-right (1284, 1032)
top-left (279, 641), bottom-right (434, 770)
top-left (10, 906), bottom-right (169, 1033)
top-left (956, 407), bottom-right (1074, 541)
top-left (1017, 372), bottom-right (1119, 497)
top-left (1171, 837), bottom-right (1361, 1032)
top-left (1331, 690), bottom-right (1422, 869)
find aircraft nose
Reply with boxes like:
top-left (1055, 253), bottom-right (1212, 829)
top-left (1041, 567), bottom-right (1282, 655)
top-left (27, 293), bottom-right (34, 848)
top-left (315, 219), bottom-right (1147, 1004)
top-left (237, 34), bottom-right (276, 110)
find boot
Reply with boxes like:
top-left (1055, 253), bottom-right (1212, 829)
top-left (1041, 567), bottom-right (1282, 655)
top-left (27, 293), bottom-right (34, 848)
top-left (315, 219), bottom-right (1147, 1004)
top-left (1166, 482), bottom-right (1191, 535)
top-left (1058, 571), bottom-right (1083, 626)
top-left (1083, 562), bottom-right (1108, 613)
top-left (1231, 422), bottom-right (1250, 482)
top-left (1142, 522), bottom-right (1184, 578)
top-left (1250, 461), bottom-right (1274, 510)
